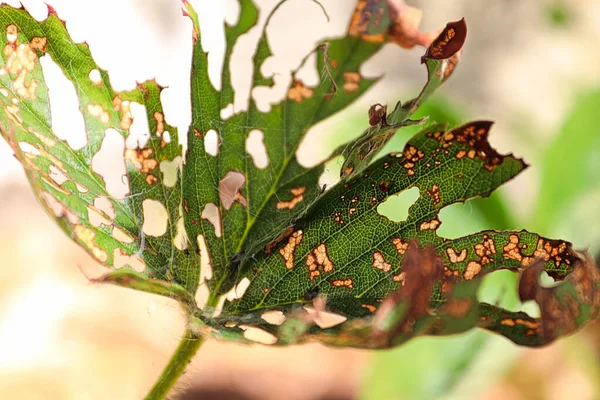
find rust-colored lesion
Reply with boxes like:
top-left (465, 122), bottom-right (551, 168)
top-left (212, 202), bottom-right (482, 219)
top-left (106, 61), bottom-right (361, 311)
top-left (362, 304), bottom-right (377, 313)
top-left (125, 148), bottom-right (159, 185)
top-left (419, 218), bottom-right (440, 231)
top-left (473, 234), bottom-right (496, 265)
top-left (446, 246), bottom-right (467, 263)
top-left (2, 24), bottom-right (46, 101)
top-left (276, 186), bottom-right (306, 210)
top-left (288, 79), bottom-right (313, 102)
top-left (463, 261), bottom-right (481, 280)
top-left (306, 243), bottom-right (334, 280)
top-left (392, 237), bottom-right (408, 255)
top-left (444, 121), bottom-right (507, 171)
top-left (343, 72), bottom-right (360, 93)
top-left (279, 230), bottom-right (303, 270)
top-left (265, 226), bottom-right (294, 255)
top-left (372, 251), bottom-right (391, 272)
top-left (112, 96), bottom-right (132, 130)
top-left (426, 184), bottom-right (441, 205)
top-left (331, 278), bottom-right (353, 289)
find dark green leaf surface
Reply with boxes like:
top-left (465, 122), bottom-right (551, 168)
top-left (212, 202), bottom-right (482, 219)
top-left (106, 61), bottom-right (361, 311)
top-left (181, 0), bottom-right (386, 302)
top-left (1, 1), bottom-right (598, 350)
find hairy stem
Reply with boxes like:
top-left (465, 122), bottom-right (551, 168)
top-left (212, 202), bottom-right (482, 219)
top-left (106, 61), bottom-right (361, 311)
top-left (145, 327), bottom-right (205, 400)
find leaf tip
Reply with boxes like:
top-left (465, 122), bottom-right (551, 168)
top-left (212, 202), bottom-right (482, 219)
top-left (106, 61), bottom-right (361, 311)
top-left (421, 17), bottom-right (467, 63)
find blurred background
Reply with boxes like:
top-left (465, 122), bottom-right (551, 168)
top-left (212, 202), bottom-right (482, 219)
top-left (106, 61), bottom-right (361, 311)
top-left (1, 0), bottom-right (600, 399)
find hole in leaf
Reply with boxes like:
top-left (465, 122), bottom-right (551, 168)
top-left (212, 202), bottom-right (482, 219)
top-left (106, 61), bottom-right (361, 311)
top-left (205, 129), bottom-right (219, 156)
top-left (88, 68), bottom-right (102, 85)
top-left (113, 249), bottom-right (146, 272)
top-left (112, 226), bottom-right (134, 244)
top-left (226, 277), bottom-right (250, 301)
top-left (173, 217), bottom-right (189, 251)
top-left (39, 55), bottom-right (87, 150)
top-left (91, 128), bottom-right (128, 199)
top-left (239, 325), bottom-right (278, 345)
top-left (39, 191), bottom-right (79, 224)
top-left (142, 199), bottom-right (168, 237)
top-left (220, 103), bottom-right (234, 119)
top-left (318, 155), bottom-right (344, 191)
top-left (245, 129), bottom-right (269, 169)
top-left (125, 102), bottom-right (150, 149)
top-left (201, 203), bottom-right (222, 237)
top-left (48, 165), bottom-right (68, 185)
top-left (303, 306), bottom-right (347, 329)
top-left (88, 196), bottom-right (115, 227)
top-left (478, 269), bottom-right (539, 316)
top-left (160, 156), bottom-right (182, 188)
top-left (163, 131), bottom-right (171, 144)
top-left (437, 202), bottom-right (487, 239)
top-left (261, 310), bottom-right (286, 325)
top-left (18, 142), bottom-right (40, 156)
top-left (219, 171), bottom-right (247, 210)
top-left (377, 187), bottom-right (420, 222)
top-left (195, 234), bottom-right (213, 309)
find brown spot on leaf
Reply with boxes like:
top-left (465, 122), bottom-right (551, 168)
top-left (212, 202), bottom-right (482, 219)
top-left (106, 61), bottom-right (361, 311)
top-left (419, 218), bottom-right (440, 231)
top-left (265, 226), bottom-right (294, 254)
top-left (503, 234), bottom-right (522, 262)
top-left (334, 212), bottom-right (344, 225)
top-left (154, 111), bottom-right (165, 135)
top-left (362, 304), bottom-right (377, 313)
top-left (446, 121), bottom-right (508, 171)
top-left (306, 244), bottom-right (334, 280)
top-left (446, 247), bottom-right (467, 263)
top-left (331, 278), bottom-right (353, 289)
top-left (392, 237), bottom-right (408, 255)
top-left (279, 230), bottom-right (303, 270)
top-left (372, 251), bottom-right (391, 272)
top-left (426, 184), bottom-right (441, 205)
top-left (288, 79), bottom-right (313, 102)
top-left (30, 36), bottom-right (47, 52)
top-left (276, 186), bottom-right (306, 210)
top-left (3, 27), bottom-right (41, 100)
top-left (463, 261), bottom-right (481, 280)
top-left (87, 104), bottom-right (110, 124)
top-left (343, 72), bottom-right (360, 93)
top-left (474, 234), bottom-right (496, 265)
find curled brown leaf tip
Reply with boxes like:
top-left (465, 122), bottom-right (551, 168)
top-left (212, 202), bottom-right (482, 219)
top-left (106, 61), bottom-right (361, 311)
top-left (368, 103), bottom-right (387, 126)
top-left (371, 241), bottom-right (443, 344)
top-left (422, 18), bottom-right (467, 62)
top-left (518, 252), bottom-right (600, 342)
